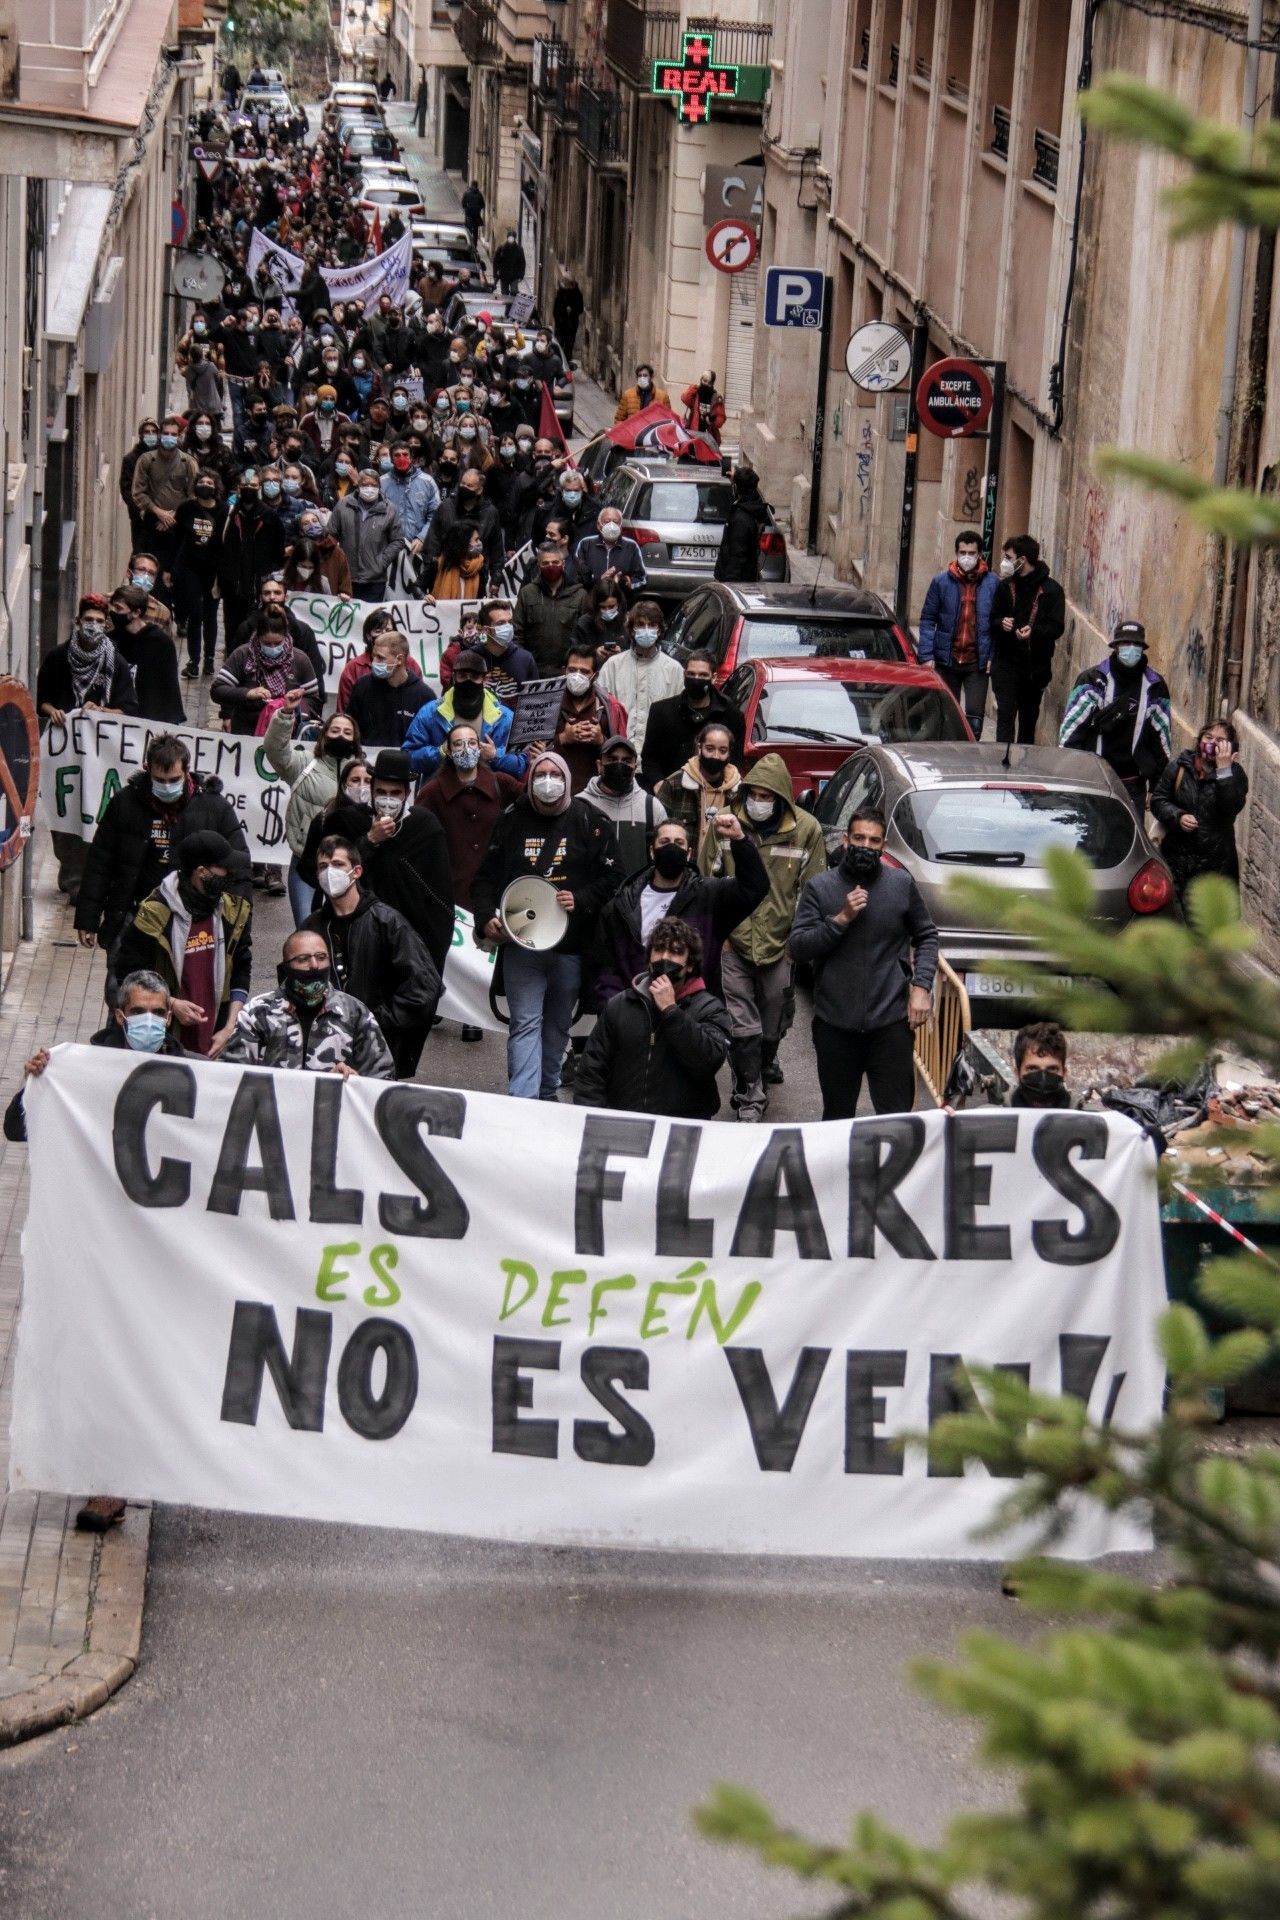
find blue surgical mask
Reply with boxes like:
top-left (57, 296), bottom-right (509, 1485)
top-left (370, 659), bottom-right (391, 679)
top-left (492, 622), bottom-right (514, 646)
top-left (131, 572), bottom-right (155, 591)
top-left (124, 1012), bottom-right (168, 1053)
top-left (160, 433), bottom-right (177, 449)
top-left (282, 477), bottom-right (300, 495)
top-left (561, 489), bottom-right (582, 506)
top-left (262, 481), bottom-right (281, 500)
top-left (151, 776), bottom-right (185, 803)
top-left (260, 642), bottom-right (286, 662)
top-left (1115, 645), bottom-right (1144, 670)
top-left (601, 607), bottom-right (619, 623)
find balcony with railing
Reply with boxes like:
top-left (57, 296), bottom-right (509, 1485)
top-left (604, 5), bottom-right (773, 97)
top-left (532, 37), bottom-right (580, 118)
top-left (577, 81), bottom-right (628, 166)
top-left (455, 0), bottom-right (499, 66)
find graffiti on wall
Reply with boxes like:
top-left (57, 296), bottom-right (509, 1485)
top-left (961, 464), bottom-right (982, 520)
top-left (856, 419), bottom-right (873, 522)
top-left (1080, 484), bottom-right (1129, 635)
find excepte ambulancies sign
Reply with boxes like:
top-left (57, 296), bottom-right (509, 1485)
top-left (12, 1048), bottom-right (1166, 1559)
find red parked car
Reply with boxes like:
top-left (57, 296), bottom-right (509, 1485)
top-left (663, 582), bottom-right (915, 687)
top-left (723, 656), bottom-right (972, 797)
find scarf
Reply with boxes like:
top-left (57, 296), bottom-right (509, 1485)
top-left (247, 632), bottom-right (295, 698)
top-left (67, 627), bottom-right (116, 708)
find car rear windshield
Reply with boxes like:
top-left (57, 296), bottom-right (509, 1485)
top-left (758, 682), bottom-right (969, 747)
top-left (636, 481), bottom-right (732, 524)
top-left (740, 618), bottom-right (902, 662)
top-left (892, 787), bottom-right (1137, 868)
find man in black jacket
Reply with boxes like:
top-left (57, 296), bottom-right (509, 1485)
top-left (789, 808), bottom-right (938, 1118)
top-left (75, 735), bottom-right (251, 962)
top-left (640, 650), bottom-right (746, 787)
top-left (575, 916), bottom-right (731, 1119)
top-left (714, 467), bottom-right (770, 584)
top-left (592, 814), bottom-right (767, 1004)
top-left (423, 469), bottom-right (506, 595)
top-left (303, 835), bottom-right (441, 1079)
top-left (352, 749), bottom-right (454, 982)
top-left (988, 534), bottom-right (1066, 746)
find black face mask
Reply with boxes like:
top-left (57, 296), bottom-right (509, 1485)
top-left (453, 681), bottom-right (484, 719)
top-left (600, 761), bottom-right (635, 796)
top-left (109, 610), bottom-right (132, 635)
top-left (841, 844), bottom-right (882, 881)
top-left (278, 962), bottom-right (330, 1009)
top-left (685, 677), bottom-right (711, 703)
top-left (180, 875), bottom-right (224, 913)
top-left (1013, 1069), bottom-right (1071, 1110)
top-left (649, 958), bottom-right (686, 985)
top-left (652, 843), bottom-right (688, 881)
top-left (698, 754), bottom-right (727, 787)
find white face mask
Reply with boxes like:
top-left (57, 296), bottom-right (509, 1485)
top-left (744, 795), bottom-right (775, 822)
top-left (373, 794), bottom-right (406, 819)
top-left (346, 781), bottom-right (372, 805)
top-left (317, 865), bottom-right (355, 898)
top-left (956, 552), bottom-right (978, 573)
top-left (600, 523), bottom-right (621, 545)
top-left (565, 670), bottom-right (592, 696)
top-left (998, 557), bottom-right (1017, 579)
top-left (358, 485), bottom-right (380, 504)
top-left (532, 774), bottom-right (566, 805)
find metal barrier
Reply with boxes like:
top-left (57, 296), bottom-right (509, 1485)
top-left (914, 956), bottom-right (971, 1108)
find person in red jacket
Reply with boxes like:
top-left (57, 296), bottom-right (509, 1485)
top-left (681, 370), bottom-right (726, 443)
top-left (552, 640), bottom-right (627, 793)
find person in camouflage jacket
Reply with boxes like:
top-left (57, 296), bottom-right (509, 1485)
top-left (221, 929), bottom-right (394, 1078)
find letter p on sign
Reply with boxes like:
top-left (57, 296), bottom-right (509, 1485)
top-left (764, 267), bottom-right (825, 329)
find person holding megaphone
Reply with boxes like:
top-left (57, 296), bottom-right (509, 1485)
top-left (472, 751), bottom-right (620, 1101)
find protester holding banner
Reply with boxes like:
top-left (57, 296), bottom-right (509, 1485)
top-left (472, 752), bottom-right (620, 1100)
top-left (3, 970), bottom-right (187, 1144)
top-left (789, 810), bottom-right (939, 1118)
top-left (74, 733), bottom-right (252, 960)
top-left (112, 832), bottom-right (253, 1057)
top-left (36, 595), bottom-right (140, 735)
top-left (592, 815), bottom-right (767, 1007)
top-left (221, 930), bottom-right (394, 1080)
top-left (212, 610), bottom-right (320, 736)
top-left (106, 588), bottom-right (185, 725)
top-left (575, 917), bottom-right (732, 1120)
top-left (301, 836), bottom-right (441, 1079)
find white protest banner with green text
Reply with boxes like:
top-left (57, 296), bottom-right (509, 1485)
top-left (12, 1047), bottom-right (1166, 1559)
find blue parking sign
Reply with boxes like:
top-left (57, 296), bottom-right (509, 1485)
top-left (763, 267), bottom-right (825, 329)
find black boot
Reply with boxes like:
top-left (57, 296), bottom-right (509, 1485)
top-left (762, 1038), bottom-right (784, 1086)
top-left (730, 1036), bottom-right (765, 1121)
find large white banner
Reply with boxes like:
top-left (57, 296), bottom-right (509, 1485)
top-left (12, 1048), bottom-right (1167, 1559)
top-left (245, 229), bottom-right (413, 311)
top-left (38, 711), bottom-right (291, 867)
top-left (288, 592), bottom-right (467, 683)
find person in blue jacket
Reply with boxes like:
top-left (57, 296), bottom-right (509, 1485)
top-left (916, 529), bottom-right (997, 739)
top-left (403, 648), bottom-right (527, 779)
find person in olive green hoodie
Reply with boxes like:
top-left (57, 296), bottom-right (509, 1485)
top-left (698, 751), bottom-right (826, 1119)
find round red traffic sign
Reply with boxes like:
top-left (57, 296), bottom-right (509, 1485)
top-left (705, 217), bottom-right (758, 274)
top-left (915, 357), bottom-right (993, 438)
top-left (0, 677), bottom-right (39, 872)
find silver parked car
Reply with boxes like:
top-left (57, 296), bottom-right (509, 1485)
top-left (600, 459), bottom-right (789, 603)
top-left (813, 742), bottom-right (1178, 1026)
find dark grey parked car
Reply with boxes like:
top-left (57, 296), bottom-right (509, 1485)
top-left (813, 741), bottom-right (1178, 1026)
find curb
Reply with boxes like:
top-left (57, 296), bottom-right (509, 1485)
top-left (0, 1504), bottom-right (150, 1750)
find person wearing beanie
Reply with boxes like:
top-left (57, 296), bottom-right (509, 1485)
top-left (112, 829), bottom-right (253, 1056)
top-left (402, 647), bottom-right (526, 780)
top-left (471, 750), bottom-right (620, 1100)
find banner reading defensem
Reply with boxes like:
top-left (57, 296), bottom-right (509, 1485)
top-left (12, 1047), bottom-right (1167, 1559)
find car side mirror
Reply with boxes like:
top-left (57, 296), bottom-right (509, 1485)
top-left (797, 787), bottom-right (817, 814)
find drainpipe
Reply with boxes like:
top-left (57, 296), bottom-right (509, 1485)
top-left (22, 191), bottom-right (49, 947)
top-left (1213, 0), bottom-right (1263, 490)
top-left (1223, 41), bottom-right (1280, 718)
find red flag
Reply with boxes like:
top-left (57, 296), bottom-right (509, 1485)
top-left (539, 381), bottom-right (569, 455)
top-left (371, 207), bottom-right (383, 254)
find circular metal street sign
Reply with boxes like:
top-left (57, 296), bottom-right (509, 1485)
top-left (172, 251), bottom-right (227, 300)
top-left (705, 217), bottom-right (758, 275)
top-left (0, 678), bottom-right (39, 871)
top-left (915, 356), bottom-right (994, 438)
top-left (844, 322), bottom-right (912, 392)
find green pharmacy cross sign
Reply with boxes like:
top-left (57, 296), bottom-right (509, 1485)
top-left (652, 31), bottom-right (741, 124)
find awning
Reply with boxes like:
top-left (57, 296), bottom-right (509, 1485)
top-left (45, 185), bottom-right (114, 345)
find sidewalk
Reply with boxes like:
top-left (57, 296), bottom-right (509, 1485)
top-left (0, 860), bottom-right (149, 1747)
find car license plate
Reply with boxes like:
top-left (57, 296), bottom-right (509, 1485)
top-left (964, 971), bottom-right (1073, 999)
top-left (672, 544), bottom-right (718, 562)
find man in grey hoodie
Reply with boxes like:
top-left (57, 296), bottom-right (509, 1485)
top-left (789, 808), bottom-right (938, 1117)
top-left (579, 735), bottom-right (668, 877)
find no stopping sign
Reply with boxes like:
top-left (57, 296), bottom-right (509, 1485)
top-left (915, 357), bottom-right (993, 438)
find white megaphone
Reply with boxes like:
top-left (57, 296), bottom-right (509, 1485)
top-left (499, 875), bottom-right (569, 952)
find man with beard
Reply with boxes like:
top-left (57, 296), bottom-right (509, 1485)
top-left (640, 650), bottom-right (745, 787)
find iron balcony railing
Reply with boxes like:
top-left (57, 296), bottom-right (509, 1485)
top-left (532, 36), bottom-right (580, 116)
top-left (577, 81), bottom-right (628, 165)
top-left (455, 0), bottom-right (498, 66)
top-left (604, 4), bottom-right (772, 92)
top-left (1033, 126), bottom-right (1060, 190)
